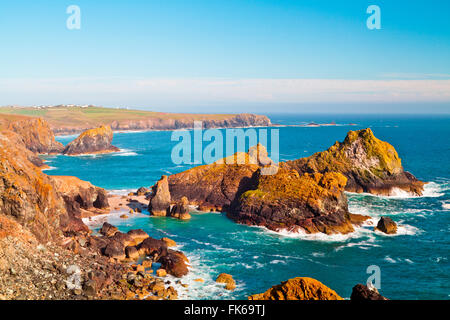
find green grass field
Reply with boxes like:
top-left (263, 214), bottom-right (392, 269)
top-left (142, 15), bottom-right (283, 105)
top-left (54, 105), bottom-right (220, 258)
top-left (0, 106), bottom-right (237, 128)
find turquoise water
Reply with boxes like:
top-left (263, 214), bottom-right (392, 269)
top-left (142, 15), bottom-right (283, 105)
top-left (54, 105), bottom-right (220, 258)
top-left (43, 114), bottom-right (450, 300)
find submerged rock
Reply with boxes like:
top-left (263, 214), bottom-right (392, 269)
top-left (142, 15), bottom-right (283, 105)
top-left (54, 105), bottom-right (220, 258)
top-left (249, 277), bottom-right (343, 300)
top-left (375, 216), bottom-right (398, 234)
top-left (350, 284), bottom-right (388, 300)
top-left (63, 125), bottom-right (120, 155)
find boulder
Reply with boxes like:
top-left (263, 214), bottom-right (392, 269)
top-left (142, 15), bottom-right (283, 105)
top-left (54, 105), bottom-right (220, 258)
top-left (158, 250), bottom-right (190, 278)
top-left (161, 237), bottom-right (177, 247)
top-left (149, 176), bottom-right (171, 216)
top-left (127, 229), bottom-right (149, 244)
top-left (63, 125), bottom-right (120, 155)
top-left (156, 269), bottom-right (167, 277)
top-left (136, 187), bottom-right (150, 196)
top-left (350, 284), bottom-right (388, 301)
top-left (215, 273), bottom-right (236, 290)
top-left (248, 277), bottom-right (343, 300)
top-left (99, 222), bottom-right (118, 237)
top-left (103, 240), bottom-right (125, 261)
top-left (170, 196), bottom-right (191, 220)
top-left (125, 246), bottom-right (140, 260)
top-left (375, 216), bottom-right (398, 234)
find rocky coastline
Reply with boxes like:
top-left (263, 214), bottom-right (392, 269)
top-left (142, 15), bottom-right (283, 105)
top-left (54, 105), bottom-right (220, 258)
top-left (0, 116), bottom-right (412, 300)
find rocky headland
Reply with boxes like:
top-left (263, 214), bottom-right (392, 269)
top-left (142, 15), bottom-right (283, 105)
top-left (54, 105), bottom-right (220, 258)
top-left (148, 128), bottom-right (424, 235)
top-left (0, 114), bottom-right (64, 154)
top-left (63, 125), bottom-right (120, 155)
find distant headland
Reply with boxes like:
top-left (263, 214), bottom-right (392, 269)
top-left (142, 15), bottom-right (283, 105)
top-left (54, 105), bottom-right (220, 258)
top-left (0, 105), bottom-right (272, 135)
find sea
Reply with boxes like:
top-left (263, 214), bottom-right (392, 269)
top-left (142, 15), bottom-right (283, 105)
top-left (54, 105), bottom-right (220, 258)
top-left (42, 114), bottom-right (450, 300)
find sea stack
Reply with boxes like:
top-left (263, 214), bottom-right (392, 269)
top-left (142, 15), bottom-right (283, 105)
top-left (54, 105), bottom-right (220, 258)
top-left (63, 125), bottom-right (120, 155)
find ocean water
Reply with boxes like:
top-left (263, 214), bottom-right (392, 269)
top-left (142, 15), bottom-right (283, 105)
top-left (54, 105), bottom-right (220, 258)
top-left (43, 114), bottom-right (450, 300)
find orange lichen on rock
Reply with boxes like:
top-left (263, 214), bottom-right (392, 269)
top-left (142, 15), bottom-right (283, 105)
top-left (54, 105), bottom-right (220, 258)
top-left (248, 277), bottom-right (343, 300)
top-left (282, 128), bottom-right (425, 196)
top-left (63, 125), bottom-right (120, 155)
top-left (0, 115), bottom-right (64, 154)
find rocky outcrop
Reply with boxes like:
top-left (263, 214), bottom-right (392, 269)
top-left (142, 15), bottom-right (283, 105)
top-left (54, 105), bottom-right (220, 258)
top-left (63, 125), bottom-right (120, 155)
top-left (0, 131), bottom-right (66, 242)
top-left (0, 116), bottom-right (64, 154)
top-left (282, 128), bottom-right (424, 196)
top-left (351, 284), bottom-right (388, 300)
top-left (375, 216), bottom-right (397, 234)
top-left (229, 168), bottom-right (368, 234)
top-left (148, 129), bottom-right (422, 235)
top-left (164, 150), bottom-right (265, 211)
top-left (248, 277), bottom-right (343, 300)
top-left (215, 273), bottom-right (236, 290)
top-left (149, 176), bottom-right (171, 216)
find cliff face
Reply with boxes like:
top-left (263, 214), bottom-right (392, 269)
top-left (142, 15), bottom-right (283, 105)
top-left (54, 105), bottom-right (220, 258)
top-left (282, 128), bottom-right (424, 196)
top-left (63, 125), bottom-right (120, 155)
top-left (0, 131), bottom-right (66, 242)
top-left (52, 113), bottom-right (272, 135)
top-left (51, 176), bottom-right (110, 234)
top-left (0, 116), bottom-right (64, 154)
top-left (248, 277), bottom-right (343, 300)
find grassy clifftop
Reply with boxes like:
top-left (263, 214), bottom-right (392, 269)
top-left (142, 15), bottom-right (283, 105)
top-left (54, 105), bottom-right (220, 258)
top-left (0, 106), bottom-right (270, 133)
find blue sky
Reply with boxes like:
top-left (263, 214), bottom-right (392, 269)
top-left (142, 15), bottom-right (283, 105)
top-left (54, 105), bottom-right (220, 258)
top-left (0, 0), bottom-right (449, 113)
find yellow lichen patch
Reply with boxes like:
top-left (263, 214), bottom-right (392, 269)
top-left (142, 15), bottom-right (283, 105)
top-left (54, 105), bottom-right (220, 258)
top-left (241, 168), bottom-right (346, 210)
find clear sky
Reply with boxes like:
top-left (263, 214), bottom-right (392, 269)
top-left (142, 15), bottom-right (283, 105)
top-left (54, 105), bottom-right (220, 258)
top-left (0, 0), bottom-right (449, 113)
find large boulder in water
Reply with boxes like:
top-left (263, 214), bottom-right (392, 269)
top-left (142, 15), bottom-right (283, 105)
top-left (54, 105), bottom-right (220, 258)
top-left (63, 125), bottom-right (120, 155)
top-left (351, 284), bottom-right (388, 301)
top-left (248, 277), bottom-right (343, 300)
top-left (375, 216), bottom-right (398, 234)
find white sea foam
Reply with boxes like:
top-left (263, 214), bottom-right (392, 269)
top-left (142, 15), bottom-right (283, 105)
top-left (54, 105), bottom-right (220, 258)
top-left (107, 189), bottom-right (136, 196)
top-left (42, 166), bottom-right (57, 171)
top-left (442, 202), bottom-right (450, 210)
top-left (164, 252), bottom-right (245, 300)
top-left (384, 256), bottom-right (414, 264)
top-left (346, 181), bottom-right (446, 200)
top-left (112, 148), bottom-right (138, 156)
